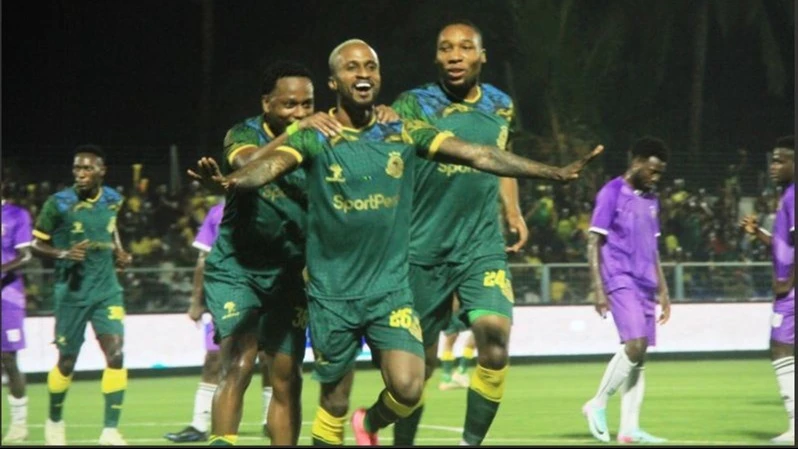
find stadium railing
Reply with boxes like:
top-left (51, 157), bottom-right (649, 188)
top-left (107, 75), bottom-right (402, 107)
top-left (17, 262), bottom-right (773, 315)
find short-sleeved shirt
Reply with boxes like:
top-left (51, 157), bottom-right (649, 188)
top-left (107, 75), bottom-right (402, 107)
top-left (392, 83), bottom-right (516, 265)
top-left (589, 177), bottom-right (661, 291)
top-left (207, 115), bottom-right (307, 273)
top-left (1, 202), bottom-right (33, 306)
top-left (772, 183), bottom-right (795, 294)
top-left (33, 187), bottom-right (124, 305)
top-left (193, 202), bottom-right (224, 252)
top-left (276, 114), bottom-right (452, 300)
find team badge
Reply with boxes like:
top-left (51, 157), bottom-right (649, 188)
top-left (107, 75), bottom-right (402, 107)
top-left (385, 152), bottom-right (404, 179)
top-left (325, 164), bottom-right (346, 183)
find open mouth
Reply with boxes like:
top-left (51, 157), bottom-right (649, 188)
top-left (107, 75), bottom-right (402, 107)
top-left (354, 81), bottom-right (373, 96)
top-left (446, 68), bottom-right (466, 79)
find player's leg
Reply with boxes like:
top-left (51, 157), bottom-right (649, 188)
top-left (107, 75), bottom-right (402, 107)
top-left (45, 299), bottom-right (89, 446)
top-left (456, 331), bottom-right (477, 384)
top-left (209, 311), bottom-right (260, 446)
top-left (258, 350), bottom-right (273, 438)
top-left (307, 296), bottom-right (361, 446)
top-left (394, 263), bottom-right (453, 445)
top-left (439, 322), bottom-right (461, 390)
top-left (203, 270), bottom-right (266, 445)
top-left (769, 297), bottom-right (795, 444)
top-left (456, 258), bottom-right (514, 446)
top-left (2, 301), bottom-right (28, 443)
top-left (94, 295), bottom-right (128, 445)
top-left (259, 292), bottom-right (307, 445)
top-left (352, 289), bottom-right (425, 444)
top-left (164, 320), bottom-right (221, 442)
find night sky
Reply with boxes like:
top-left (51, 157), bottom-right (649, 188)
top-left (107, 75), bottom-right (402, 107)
top-left (2, 0), bottom-right (795, 188)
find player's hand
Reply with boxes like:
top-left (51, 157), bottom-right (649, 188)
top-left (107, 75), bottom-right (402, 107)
top-left (556, 145), bottom-right (605, 182)
top-left (657, 292), bottom-right (671, 325)
top-left (504, 213), bottom-right (529, 253)
top-left (297, 112), bottom-right (342, 138)
top-left (62, 239), bottom-right (90, 261)
top-left (188, 157), bottom-right (233, 193)
top-left (374, 105), bottom-right (400, 123)
top-left (187, 301), bottom-right (206, 322)
top-left (739, 214), bottom-right (759, 235)
top-left (593, 288), bottom-right (610, 319)
top-left (114, 248), bottom-right (133, 271)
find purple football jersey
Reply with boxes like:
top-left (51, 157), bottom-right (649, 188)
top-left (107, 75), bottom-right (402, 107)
top-left (590, 177), bottom-right (661, 291)
top-left (192, 203), bottom-right (224, 252)
top-left (772, 183), bottom-right (795, 293)
top-left (1, 202), bottom-right (33, 307)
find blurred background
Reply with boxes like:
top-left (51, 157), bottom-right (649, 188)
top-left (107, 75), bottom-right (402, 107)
top-left (2, 0), bottom-right (795, 314)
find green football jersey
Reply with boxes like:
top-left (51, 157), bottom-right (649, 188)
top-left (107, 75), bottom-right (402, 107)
top-left (276, 115), bottom-right (452, 300)
top-left (207, 115), bottom-right (308, 274)
top-left (33, 186), bottom-right (124, 306)
top-left (392, 83), bottom-right (516, 264)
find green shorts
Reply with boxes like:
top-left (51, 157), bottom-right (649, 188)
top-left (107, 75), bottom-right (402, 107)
top-left (204, 267), bottom-right (307, 357)
top-left (53, 291), bottom-right (125, 356)
top-left (308, 288), bottom-right (424, 383)
top-left (409, 255), bottom-right (514, 348)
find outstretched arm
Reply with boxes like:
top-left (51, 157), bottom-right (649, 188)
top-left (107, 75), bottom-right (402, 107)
top-left (189, 151), bottom-right (300, 193)
top-left (431, 136), bottom-right (604, 181)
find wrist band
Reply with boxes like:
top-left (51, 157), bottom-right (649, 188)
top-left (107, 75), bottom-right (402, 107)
top-left (286, 122), bottom-right (300, 136)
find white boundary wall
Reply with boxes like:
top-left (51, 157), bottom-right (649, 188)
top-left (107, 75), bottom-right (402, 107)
top-left (15, 302), bottom-right (774, 373)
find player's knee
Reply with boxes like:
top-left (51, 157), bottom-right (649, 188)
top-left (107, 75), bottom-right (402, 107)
top-left (58, 355), bottom-right (77, 376)
top-left (769, 340), bottom-right (793, 361)
top-left (624, 338), bottom-right (648, 364)
top-left (1, 352), bottom-right (17, 371)
top-left (105, 347), bottom-right (124, 369)
top-left (320, 393), bottom-right (349, 417)
top-left (424, 353), bottom-right (438, 380)
top-left (387, 373), bottom-right (424, 406)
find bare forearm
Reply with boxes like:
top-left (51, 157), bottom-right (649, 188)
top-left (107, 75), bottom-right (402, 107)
top-left (1, 249), bottom-right (32, 273)
top-left (232, 137), bottom-right (288, 169)
top-left (499, 177), bottom-right (522, 217)
top-left (191, 253), bottom-right (207, 306)
top-left (471, 144), bottom-right (563, 180)
top-left (754, 228), bottom-right (773, 246)
top-left (229, 152), bottom-right (296, 190)
top-left (587, 233), bottom-right (605, 293)
top-left (774, 266), bottom-right (795, 296)
top-left (31, 239), bottom-right (66, 260)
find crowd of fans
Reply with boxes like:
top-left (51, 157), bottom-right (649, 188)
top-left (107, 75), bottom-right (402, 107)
top-left (3, 147), bottom-right (782, 313)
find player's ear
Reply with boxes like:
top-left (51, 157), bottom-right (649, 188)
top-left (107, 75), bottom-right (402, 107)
top-left (480, 48), bottom-right (487, 63)
top-left (328, 76), bottom-right (337, 92)
top-left (261, 95), bottom-right (271, 115)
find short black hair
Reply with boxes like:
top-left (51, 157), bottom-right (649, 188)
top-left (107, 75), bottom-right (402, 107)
top-left (775, 135), bottom-right (794, 151)
top-left (438, 19), bottom-right (483, 43)
top-left (631, 136), bottom-right (669, 162)
top-left (74, 144), bottom-right (106, 161)
top-left (261, 60), bottom-right (313, 96)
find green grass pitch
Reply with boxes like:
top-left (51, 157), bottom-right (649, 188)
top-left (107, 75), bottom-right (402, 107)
top-left (1, 359), bottom-right (787, 445)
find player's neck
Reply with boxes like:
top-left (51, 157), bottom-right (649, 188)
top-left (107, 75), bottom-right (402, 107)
top-left (439, 79), bottom-right (480, 102)
top-left (76, 185), bottom-right (101, 201)
top-left (334, 102), bottom-right (374, 130)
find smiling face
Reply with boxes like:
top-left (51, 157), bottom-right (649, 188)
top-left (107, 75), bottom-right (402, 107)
top-left (328, 41), bottom-right (381, 108)
top-left (436, 23), bottom-right (486, 90)
top-left (261, 76), bottom-right (315, 135)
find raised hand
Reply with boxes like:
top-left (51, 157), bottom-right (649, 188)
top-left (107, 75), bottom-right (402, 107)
top-left (187, 157), bottom-right (230, 194)
top-left (374, 105), bottom-right (400, 123)
top-left (557, 145), bottom-right (605, 181)
top-left (296, 112), bottom-right (342, 137)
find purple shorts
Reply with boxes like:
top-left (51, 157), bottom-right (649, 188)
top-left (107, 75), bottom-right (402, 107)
top-left (607, 284), bottom-right (657, 347)
top-left (205, 321), bottom-right (220, 352)
top-left (1, 302), bottom-right (26, 352)
top-left (771, 293), bottom-right (795, 345)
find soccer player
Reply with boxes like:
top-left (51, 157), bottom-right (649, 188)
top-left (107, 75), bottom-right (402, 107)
top-left (31, 145), bottom-right (133, 446)
top-left (1, 180), bottom-right (34, 443)
top-left (582, 137), bottom-right (671, 444)
top-left (390, 20), bottom-right (593, 445)
top-left (740, 135), bottom-right (794, 444)
top-left (189, 38), bottom-right (602, 446)
top-left (164, 201), bottom-right (227, 443)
